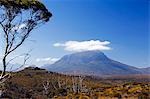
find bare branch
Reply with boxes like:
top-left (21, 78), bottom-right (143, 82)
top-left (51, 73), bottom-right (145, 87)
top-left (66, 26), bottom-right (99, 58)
top-left (10, 53), bottom-right (31, 72)
top-left (0, 0), bottom-right (52, 84)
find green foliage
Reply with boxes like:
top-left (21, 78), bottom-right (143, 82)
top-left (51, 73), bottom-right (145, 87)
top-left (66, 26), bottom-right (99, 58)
top-left (0, 0), bottom-right (52, 22)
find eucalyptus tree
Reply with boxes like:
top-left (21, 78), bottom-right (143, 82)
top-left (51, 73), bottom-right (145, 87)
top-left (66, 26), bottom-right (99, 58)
top-left (0, 0), bottom-right (52, 82)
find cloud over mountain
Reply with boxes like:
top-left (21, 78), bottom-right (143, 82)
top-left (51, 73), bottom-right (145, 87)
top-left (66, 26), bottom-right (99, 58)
top-left (53, 40), bottom-right (111, 52)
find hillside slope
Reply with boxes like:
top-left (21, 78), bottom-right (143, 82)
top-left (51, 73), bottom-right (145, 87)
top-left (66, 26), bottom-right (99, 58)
top-left (2, 67), bottom-right (150, 98)
top-left (43, 51), bottom-right (144, 76)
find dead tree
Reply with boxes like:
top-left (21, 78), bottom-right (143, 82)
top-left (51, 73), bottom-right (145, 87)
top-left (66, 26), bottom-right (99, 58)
top-left (72, 76), bottom-right (78, 93)
top-left (71, 74), bottom-right (86, 94)
top-left (78, 75), bottom-right (85, 92)
top-left (43, 80), bottom-right (50, 95)
top-left (57, 76), bottom-right (62, 88)
top-left (0, 0), bottom-right (52, 82)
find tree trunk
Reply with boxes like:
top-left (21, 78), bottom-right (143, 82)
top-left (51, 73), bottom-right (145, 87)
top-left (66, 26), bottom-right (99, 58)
top-left (2, 56), bottom-right (6, 77)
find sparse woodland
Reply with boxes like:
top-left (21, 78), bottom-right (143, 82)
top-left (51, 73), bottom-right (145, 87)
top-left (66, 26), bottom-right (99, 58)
top-left (0, 67), bottom-right (149, 99)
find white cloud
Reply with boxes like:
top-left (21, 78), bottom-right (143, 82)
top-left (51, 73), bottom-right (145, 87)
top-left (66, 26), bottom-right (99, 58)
top-left (53, 40), bottom-right (111, 52)
top-left (36, 57), bottom-right (59, 64)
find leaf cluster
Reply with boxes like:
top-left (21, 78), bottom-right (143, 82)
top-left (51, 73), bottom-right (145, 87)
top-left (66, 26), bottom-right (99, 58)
top-left (0, 0), bottom-right (52, 22)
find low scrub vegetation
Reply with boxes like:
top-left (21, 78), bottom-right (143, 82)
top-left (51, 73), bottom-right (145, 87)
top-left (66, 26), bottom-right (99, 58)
top-left (0, 67), bottom-right (149, 99)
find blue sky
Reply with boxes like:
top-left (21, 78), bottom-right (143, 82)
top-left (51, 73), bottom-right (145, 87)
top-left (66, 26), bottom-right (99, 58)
top-left (0, 0), bottom-right (149, 68)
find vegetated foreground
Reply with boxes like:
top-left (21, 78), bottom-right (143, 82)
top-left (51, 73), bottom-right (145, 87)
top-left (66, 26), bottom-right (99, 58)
top-left (1, 67), bottom-right (150, 99)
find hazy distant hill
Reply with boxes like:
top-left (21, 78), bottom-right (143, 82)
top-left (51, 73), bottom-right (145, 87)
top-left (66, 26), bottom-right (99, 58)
top-left (140, 67), bottom-right (150, 74)
top-left (42, 51), bottom-right (149, 76)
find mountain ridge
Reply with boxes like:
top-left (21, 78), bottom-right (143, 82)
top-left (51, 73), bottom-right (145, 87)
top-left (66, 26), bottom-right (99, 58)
top-left (42, 50), bottom-right (149, 76)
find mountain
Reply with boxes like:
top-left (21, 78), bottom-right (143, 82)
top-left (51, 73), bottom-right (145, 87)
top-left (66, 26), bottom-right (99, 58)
top-left (42, 50), bottom-right (146, 76)
top-left (140, 67), bottom-right (150, 74)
